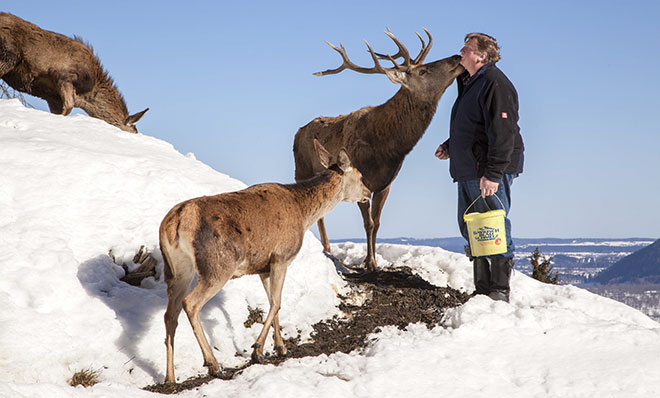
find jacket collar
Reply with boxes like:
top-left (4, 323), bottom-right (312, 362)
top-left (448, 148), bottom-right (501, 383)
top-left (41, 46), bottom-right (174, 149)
top-left (467, 62), bottom-right (493, 84)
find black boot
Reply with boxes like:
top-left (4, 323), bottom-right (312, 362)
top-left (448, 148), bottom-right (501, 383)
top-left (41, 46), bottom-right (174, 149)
top-left (489, 257), bottom-right (513, 302)
top-left (473, 257), bottom-right (491, 295)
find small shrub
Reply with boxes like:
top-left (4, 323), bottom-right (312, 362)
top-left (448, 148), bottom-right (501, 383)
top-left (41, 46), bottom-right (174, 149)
top-left (69, 367), bottom-right (101, 387)
top-left (244, 305), bottom-right (264, 328)
top-left (530, 247), bottom-right (559, 284)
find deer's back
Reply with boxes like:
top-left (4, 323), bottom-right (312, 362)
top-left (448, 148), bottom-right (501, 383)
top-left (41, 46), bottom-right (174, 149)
top-left (0, 13), bottom-right (98, 94)
top-left (161, 184), bottom-right (305, 278)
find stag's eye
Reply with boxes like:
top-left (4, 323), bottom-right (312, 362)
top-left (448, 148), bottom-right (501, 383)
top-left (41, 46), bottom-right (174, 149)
top-left (418, 69), bottom-right (427, 76)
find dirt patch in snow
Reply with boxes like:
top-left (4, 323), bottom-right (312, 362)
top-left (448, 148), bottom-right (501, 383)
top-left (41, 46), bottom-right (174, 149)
top-left (145, 267), bottom-right (469, 394)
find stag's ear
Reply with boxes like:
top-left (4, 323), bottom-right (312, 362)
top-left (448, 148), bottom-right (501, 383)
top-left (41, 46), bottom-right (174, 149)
top-left (384, 70), bottom-right (409, 88)
top-left (125, 108), bottom-right (149, 126)
top-left (336, 149), bottom-right (353, 172)
top-left (314, 139), bottom-right (332, 169)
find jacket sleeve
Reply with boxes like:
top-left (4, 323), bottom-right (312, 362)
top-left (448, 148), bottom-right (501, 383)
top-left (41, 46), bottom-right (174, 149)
top-left (481, 77), bottom-right (520, 181)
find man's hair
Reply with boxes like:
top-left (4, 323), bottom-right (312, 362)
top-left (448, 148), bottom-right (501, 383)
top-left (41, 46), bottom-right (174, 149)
top-left (464, 32), bottom-right (500, 63)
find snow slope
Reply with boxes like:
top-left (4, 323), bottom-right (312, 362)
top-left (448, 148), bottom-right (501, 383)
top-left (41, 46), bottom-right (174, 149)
top-left (1, 99), bottom-right (659, 397)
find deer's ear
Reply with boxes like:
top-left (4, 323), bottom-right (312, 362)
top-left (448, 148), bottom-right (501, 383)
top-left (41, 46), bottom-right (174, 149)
top-left (314, 139), bottom-right (332, 169)
top-left (125, 108), bottom-right (149, 126)
top-left (384, 70), bottom-right (409, 88)
top-left (337, 149), bottom-right (353, 172)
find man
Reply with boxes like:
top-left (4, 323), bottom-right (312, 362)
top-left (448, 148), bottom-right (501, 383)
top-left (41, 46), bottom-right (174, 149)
top-left (435, 33), bottom-right (524, 302)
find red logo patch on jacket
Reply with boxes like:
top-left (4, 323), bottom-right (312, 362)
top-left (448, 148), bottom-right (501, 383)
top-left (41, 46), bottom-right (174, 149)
top-left (501, 112), bottom-right (508, 119)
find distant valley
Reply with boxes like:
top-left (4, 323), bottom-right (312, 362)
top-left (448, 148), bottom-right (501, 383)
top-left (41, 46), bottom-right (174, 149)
top-left (333, 237), bottom-right (655, 283)
top-left (332, 237), bottom-right (660, 322)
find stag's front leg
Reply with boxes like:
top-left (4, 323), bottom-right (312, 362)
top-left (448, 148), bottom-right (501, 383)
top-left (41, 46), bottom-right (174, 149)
top-left (252, 261), bottom-right (289, 363)
top-left (358, 199), bottom-right (378, 271)
top-left (369, 187), bottom-right (390, 263)
top-left (317, 218), bottom-right (332, 253)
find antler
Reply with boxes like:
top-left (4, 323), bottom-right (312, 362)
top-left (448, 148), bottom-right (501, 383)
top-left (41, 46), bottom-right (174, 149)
top-left (313, 41), bottom-right (388, 76)
top-left (314, 28), bottom-right (433, 77)
top-left (374, 28), bottom-right (433, 66)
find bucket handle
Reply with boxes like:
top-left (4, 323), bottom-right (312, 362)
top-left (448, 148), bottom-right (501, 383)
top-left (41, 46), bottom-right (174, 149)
top-left (464, 194), bottom-right (505, 217)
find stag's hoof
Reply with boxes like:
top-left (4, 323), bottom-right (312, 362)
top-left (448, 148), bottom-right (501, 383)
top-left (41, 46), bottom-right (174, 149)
top-left (364, 260), bottom-right (378, 272)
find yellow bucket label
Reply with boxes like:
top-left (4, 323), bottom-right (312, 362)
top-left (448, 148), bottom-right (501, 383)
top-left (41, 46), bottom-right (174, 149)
top-left (472, 225), bottom-right (503, 245)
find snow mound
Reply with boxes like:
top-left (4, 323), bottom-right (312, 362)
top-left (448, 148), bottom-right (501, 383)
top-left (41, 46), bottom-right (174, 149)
top-left (0, 99), bottom-right (344, 387)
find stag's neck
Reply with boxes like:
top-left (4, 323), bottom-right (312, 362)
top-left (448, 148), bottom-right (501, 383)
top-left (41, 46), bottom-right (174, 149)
top-left (76, 72), bottom-right (128, 127)
top-left (373, 88), bottom-right (438, 156)
top-left (286, 170), bottom-right (343, 230)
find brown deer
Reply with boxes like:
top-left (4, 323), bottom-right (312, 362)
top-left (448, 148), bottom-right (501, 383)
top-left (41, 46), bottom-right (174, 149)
top-left (159, 140), bottom-right (369, 383)
top-left (294, 29), bottom-right (464, 270)
top-left (0, 12), bottom-right (148, 133)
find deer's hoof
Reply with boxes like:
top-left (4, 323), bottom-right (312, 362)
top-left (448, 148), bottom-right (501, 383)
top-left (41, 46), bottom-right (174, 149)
top-left (251, 351), bottom-right (265, 364)
top-left (275, 344), bottom-right (288, 357)
top-left (204, 361), bottom-right (220, 375)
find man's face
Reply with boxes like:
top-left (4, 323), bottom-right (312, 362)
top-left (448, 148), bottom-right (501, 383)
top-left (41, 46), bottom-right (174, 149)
top-left (459, 39), bottom-right (486, 71)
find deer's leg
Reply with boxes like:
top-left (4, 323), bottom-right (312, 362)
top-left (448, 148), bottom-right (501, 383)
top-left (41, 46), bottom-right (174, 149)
top-left (358, 198), bottom-right (378, 271)
top-left (182, 276), bottom-right (229, 375)
top-left (57, 81), bottom-right (75, 115)
top-left (259, 273), bottom-right (286, 357)
top-left (46, 98), bottom-right (64, 114)
top-left (317, 218), bottom-right (332, 253)
top-left (163, 257), bottom-right (195, 383)
top-left (252, 261), bottom-right (289, 363)
top-left (369, 187), bottom-right (391, 265)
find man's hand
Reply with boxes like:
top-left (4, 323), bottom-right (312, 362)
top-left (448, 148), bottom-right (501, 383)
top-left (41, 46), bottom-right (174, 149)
top-left (435, 144), bottom-right (449, 160)
top-left (480, 176), bottom-right (499, 197)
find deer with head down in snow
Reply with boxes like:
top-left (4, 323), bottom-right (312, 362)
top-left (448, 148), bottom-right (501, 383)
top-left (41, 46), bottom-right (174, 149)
top-left (159, 140), bottom-right (370, 382)
top-left (293, 29), bottom-right (464, 270)
top-left (0, 12), bottom-right (148, 133)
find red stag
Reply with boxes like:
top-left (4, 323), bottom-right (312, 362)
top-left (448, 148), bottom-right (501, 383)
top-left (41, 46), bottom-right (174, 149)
top-left (0, 13), bottom-right (148, 133)
top-left (294, 29), bottom-right (464, 270)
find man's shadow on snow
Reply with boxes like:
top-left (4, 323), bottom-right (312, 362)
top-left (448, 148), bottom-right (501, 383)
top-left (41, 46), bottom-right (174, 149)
top-left (77, 254), bottom-right (231, 382)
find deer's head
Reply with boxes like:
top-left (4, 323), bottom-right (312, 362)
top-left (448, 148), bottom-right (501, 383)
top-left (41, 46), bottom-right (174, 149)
top-left (314, 28), bottom-right (464, 102)
top-left (314, 139), bottom-right (370, 204)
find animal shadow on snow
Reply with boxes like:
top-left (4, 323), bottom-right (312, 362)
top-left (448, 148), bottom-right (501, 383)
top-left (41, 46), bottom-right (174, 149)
top-left (77, 254), bottom-right (231, 381)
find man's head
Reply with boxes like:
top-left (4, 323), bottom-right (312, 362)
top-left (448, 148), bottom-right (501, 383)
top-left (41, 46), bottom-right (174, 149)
top-left (460, 32), bottom-right (500, 75)
top-left (463, 33), bottom-right (500, 63)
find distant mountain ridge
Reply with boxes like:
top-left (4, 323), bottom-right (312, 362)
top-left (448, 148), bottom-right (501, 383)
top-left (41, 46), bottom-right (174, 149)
top-left (330, 237), bottom-right (656, 284)
top-left (593, 238), bottom-right (660, 284)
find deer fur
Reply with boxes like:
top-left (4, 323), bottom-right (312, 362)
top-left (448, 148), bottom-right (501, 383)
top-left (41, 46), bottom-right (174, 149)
top-left (0, 12), bottom-right (148, 133)
top-left (159, 140), bottom-right (369, 383)
top-left (294, 30), bottom-right (465, 270)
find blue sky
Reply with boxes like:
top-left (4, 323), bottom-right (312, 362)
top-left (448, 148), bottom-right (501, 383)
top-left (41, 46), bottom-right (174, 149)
top-left (5, 1), bottom-right (660, 239)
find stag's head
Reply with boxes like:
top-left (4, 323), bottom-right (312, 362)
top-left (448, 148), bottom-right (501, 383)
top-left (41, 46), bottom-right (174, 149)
top-left (314, 139), bottom-right (370, 204)
top-left (314, 28), bottom-right (464, 102)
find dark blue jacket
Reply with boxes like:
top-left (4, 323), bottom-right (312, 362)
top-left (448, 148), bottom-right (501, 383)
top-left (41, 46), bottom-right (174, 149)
top-left (445, 63), bottom-right (524, 182)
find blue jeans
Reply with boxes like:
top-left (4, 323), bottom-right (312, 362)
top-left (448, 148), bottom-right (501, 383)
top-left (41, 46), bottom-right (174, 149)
top-left (457, 174), bottom-right (517, 259)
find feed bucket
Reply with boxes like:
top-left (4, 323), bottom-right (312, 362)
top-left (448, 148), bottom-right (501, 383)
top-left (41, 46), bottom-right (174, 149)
top-left (463, 195), bottom-right (507, 257)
